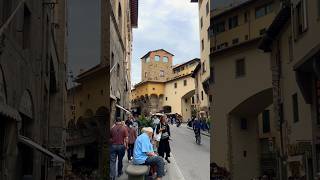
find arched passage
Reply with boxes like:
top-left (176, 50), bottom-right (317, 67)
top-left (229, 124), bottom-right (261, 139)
top-left (227, 88), bottom-right (275, 180)
top-left (181, 90), bottom-right (195, 121)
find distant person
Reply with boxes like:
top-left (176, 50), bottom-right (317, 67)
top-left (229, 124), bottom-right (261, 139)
top-left (193, 118), bottom-right (201, 141)
top-left (133, 127), bottom-right (165, 180)
top-left (156, 116), bottom-right (171, 163)
top-left (127, 124), bottom-right (137, 161)
top-left (110, 118), bottom-right (128, 179)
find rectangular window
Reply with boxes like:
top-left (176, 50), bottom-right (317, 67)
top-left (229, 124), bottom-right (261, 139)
top-left (244, 11), bottom-right (249, 23)
top-left (206, 1), bottom-right (209, 15)
top-left (146, 57), bottom-right (150, 63)
top-left (294, 0), bottom-right (308, 37)
top-left (201, 39), bottom-right (204, 51)
top-left (215, 21), bottom-right (225, 34)
top-left (184, 80), bottom-right (187, 86)
top-left (228, 16), bottom-right (238, 29)
top-left (145, 72), bottom-right (147, 78)
top-left (288, 36), bottom-right (293, 62)
top-left (262, 110), bottom-right (270, 133)
top-left (260, 28), bottom-right (266, 35)
top-left (292, 93), bottom-right (299, 123)
top-left (255, 3), bottom-right (273, 19)
top-left (235, 59), bottom-right (246, 77)
top-left (240, 118), bottom-right (248, 130)
top-left (201, 91), bottom-right (204, 100)
top-left (192, 96), bottom-right (195, 104)
top-left (174, 83), bottom-right (177, 88)
top-left (160, 70), bottom-right (164, 77)
top-left (200, 17), bottom-right (203, 29)
top-left (23, 5), bottom-right (31, 49)
top-left (166, 97), bottom-right (168, 101)
top-left (202, 62), bottom-right (206, 73)
top-left (232, 38), bottom-right (239, 45)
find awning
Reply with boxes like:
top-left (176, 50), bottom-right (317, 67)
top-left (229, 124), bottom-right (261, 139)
top-left (18, 135), bottom-right (65, 163)
top-left (116, 104), bottom-right (131, 114)
top-left (0, 102), bottom-right (21, 121)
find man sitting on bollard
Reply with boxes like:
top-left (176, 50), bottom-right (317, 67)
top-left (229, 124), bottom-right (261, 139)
top-left (133, 127), bottom-right (165, 180)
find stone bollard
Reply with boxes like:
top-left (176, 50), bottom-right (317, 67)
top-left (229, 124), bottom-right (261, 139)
top-left (125, 164), bottom-right (149, 180)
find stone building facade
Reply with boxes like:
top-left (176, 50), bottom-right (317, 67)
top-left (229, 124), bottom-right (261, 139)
top-left (131, 49), bottom-right (199, 121)
top-left (0, 0), bottom-right (67, 179)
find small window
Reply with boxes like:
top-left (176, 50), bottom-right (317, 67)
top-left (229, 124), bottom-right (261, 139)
top-left (228, 16), bottom-right (238, 29)
top-left (192, 96), bottom-right (195, 104)
top-left (201, 91), bottom-right (204, 100)
top-left (294, 0), bottom-right (308, 37)
top-left (215, 21), bottom-right (225, 34)
top-left (166, 97), bottom-right (168, 101)
top-left (206, 1), bottom-right (209, 15)
top-left (155, 55), bottom-right (160, 62)
top-left (202, 62), bottom-right (206, 73)
top-left (255, 3), bottom-right (273, 19)
top-left (185, 99), bottom-right (188, 103)
top-left (232, 38), bottom-right (239, 45)
top-left (160, 70), bottom-right (164, 77)
top-left (262, 110), bottom-right (270, 133)
top-left (292, 93), bottom-right (299, 123)
top-left (201, 39), bottom-right (204, 51)
top-left (111, 53), bottom-right (114, 67)
top-left (153, 88), bottom-right (155, 90)
top-left (117, 64), bottom-right (120, 77)
top-left (240, 118), bottom-right (247, 130)
top-left (235, 59), bottom-right (246, 77)
top-left (244, 11), bottom-right (249, 23)
top-left (260, 28), bottom-right (266, 35)
top-left (209, 95), bottom-right (213, 102)
top-left (184, 80), bottom-right (187, 86)
top-left (163, 56), bottom-right (169, 63)
top-left (146, 57), bottom-right (150, 63)
top-left (200, 17), bottom-right (203, 29)
top-left (174, 83), bottom-right (177, 88)
top-left (145, 72), bottom-right (147, 78)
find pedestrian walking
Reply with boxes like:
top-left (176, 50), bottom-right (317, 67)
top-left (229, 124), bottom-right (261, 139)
top-left (156, 116), bottom-right (171, 163)
top-left (127, 124), bottom-right (137, 161)
top-left (110, 118), bottom-right (128, 179)
top-left (133, 127), bottom-right (165, 180)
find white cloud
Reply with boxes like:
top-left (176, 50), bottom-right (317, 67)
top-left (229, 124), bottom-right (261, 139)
top-left (131, 0), bottom-right (200, 85)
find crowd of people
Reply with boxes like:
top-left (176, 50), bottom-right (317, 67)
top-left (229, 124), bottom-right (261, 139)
top-left (110, 114), bottom-right (172, 180)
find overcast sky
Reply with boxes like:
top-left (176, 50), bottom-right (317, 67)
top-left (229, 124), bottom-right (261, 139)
top-left (131, 0), bottom-right (200, 86)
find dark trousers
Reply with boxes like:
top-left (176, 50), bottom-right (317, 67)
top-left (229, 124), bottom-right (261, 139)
top-left (110, 144), bottom-right (125, 178)
top-left (127, 144), bottom-right (134, 160)
top-left (144, 156), bottom-right (165, 177)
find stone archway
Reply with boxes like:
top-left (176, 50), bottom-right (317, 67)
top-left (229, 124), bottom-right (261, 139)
top-left (227, 88), bottom-right (275, 180)
top-left (181, 90), bottom-right (195, 122)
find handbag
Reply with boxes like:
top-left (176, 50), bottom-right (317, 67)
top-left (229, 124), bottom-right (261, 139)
top-left (154, 125), bottom-right (162, 142)
top-left (160, 124), bottom-right (169, 139)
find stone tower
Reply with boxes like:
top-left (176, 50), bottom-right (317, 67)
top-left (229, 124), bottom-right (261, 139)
top-left (141, 49), bottom-right (174, 82)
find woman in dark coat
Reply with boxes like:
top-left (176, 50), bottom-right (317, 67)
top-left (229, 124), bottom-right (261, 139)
top-left (156, 116), bottom-right (171, 163)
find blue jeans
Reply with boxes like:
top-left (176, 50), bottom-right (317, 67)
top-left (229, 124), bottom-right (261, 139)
top-left (144, 156), bottom-right (165, 177)
top-left (110, 144), bottom-right (125, 178)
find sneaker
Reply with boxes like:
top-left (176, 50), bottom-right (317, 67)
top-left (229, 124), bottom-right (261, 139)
top-left (165, 157), bottom-right (171, 163)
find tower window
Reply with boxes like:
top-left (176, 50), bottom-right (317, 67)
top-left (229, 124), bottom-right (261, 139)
top-left (155, 55), bottom-right (160, 62)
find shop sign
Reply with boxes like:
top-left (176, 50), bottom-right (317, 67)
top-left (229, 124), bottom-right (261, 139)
top-left (288, 142), bottom-right (312, 156)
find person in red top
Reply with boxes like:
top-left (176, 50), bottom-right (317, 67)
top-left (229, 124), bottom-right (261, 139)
top-left (127, 124), bottom-right (137, 161)
top-left (110, 118), bottom-right (128, 179)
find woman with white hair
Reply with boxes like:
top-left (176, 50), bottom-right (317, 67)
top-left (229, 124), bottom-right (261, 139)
top-left (133, 127), bottom-right (165, 180)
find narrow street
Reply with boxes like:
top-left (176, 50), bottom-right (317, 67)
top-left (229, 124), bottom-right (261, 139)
top-left (170, 124), bottom-right (210, 180)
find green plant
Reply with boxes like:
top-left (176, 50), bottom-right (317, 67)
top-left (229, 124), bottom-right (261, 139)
top-left (137, 115), bottom-right (153, 128)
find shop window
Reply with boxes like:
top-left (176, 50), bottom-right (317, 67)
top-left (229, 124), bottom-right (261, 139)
top-left (292, 93), bottom-right (299, 123)
top-left (262, 110), bottom-right (270, 133)
top-left (235, 59), bottom-right (246, 77)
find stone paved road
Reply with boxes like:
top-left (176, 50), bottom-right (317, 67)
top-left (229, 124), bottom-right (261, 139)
top-left (169, 124), bottom-right (210, 180)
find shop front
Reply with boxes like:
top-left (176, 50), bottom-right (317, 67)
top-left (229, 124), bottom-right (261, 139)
top-left (287, 142), bottom-right (313, 179)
